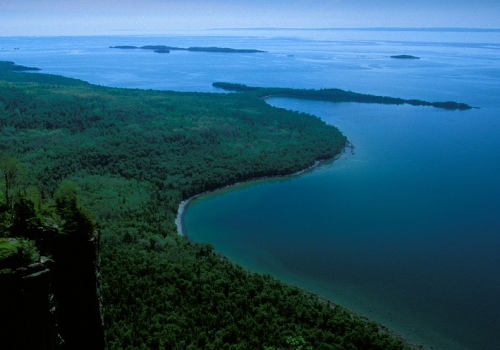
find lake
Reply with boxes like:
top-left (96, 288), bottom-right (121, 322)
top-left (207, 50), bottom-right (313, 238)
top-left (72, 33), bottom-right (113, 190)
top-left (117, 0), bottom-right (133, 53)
top-left (2, 29), bottom-right (499, 349)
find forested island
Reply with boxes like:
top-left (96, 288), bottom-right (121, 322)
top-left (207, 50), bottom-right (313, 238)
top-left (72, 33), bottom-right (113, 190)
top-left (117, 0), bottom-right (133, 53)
top-left (0, 61), bottom-right (424, 349)
top-left (390, 55), bottom-right (420, 59)
top-left (110, 45), bottom-right (266, 53)
top-left (213, 82), bottom-right (473, 110)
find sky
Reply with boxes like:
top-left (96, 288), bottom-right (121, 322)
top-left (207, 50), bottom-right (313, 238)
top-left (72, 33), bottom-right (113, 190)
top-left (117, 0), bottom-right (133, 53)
top-left (1, 0), bottom-right (499, 36)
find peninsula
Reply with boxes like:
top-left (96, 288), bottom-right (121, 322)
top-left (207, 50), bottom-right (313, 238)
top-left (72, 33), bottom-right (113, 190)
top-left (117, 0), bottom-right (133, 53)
top-left (110, 45), bottom-right (265, 53)
top-left (0, 60), bottom-right (419, 350)
top-left (0, 60), bottom-right (40, 71)
top-left (212, 82), bottom-right (473, 110)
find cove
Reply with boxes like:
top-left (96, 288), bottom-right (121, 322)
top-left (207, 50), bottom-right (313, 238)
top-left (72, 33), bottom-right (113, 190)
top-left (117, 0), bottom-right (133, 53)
top-left (183, 97), bottom-right (500, 350)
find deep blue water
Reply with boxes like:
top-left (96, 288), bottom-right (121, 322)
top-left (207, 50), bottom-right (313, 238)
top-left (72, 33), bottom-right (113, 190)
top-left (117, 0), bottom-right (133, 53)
top-left (1, 30), bottom-right (499, 349)
top-left (185, 101), bottom-right (500, 350)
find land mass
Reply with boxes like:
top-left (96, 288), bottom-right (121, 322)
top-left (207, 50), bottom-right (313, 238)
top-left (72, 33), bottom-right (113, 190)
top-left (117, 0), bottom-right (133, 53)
top-left (110, 45), bottom-right (266, 53)
top-left (212, 82), bottom-right (473, 110)
top-left (0, 60), bottom-right (41, 71)
top-left (0, 60), bottom-right (416, 350)
top-left (391, 55), bottom-right (420, 59)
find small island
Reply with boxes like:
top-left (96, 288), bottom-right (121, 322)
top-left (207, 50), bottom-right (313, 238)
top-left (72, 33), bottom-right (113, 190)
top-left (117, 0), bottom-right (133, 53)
top-left (213, 82), bottom-right (473, 110)
top-left (391, 55), bottom-right (420, 59)
top-left (109, 45), bottom-right (137, 49)
top-left (187, 47), bottom-right (265, 53)
top-left (141, 45), bottom-right (178, 51)
top-left (110, 45), bottom-right (266, 53)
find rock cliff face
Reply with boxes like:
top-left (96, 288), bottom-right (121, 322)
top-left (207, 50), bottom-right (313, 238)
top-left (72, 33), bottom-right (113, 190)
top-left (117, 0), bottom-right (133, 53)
top-left (51, 232), bottom-right (105, 349)
top-left (0, 261), bottom-right (61, 349)
top-left (0, 230), bottom-right (105, 350)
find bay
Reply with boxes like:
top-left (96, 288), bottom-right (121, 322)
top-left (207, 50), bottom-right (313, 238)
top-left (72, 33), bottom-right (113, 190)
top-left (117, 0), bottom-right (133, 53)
top-left (185, 99), bottom-right (500, 350)
top-left (2, 29), bottom-right (499, 349)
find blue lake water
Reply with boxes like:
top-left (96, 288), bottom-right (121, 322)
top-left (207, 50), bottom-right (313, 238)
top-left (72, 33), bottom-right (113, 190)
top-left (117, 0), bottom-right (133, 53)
top-left (2, 29), bottom-right (499, 349)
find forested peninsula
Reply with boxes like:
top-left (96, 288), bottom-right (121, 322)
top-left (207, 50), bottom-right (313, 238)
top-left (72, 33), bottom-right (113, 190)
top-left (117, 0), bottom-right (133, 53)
top-left (110, 45), bottom-right (266, 53)
top-left (213, 82), bottom-right (473, 110)
top-left (0, 60), bottom-right (418, 349)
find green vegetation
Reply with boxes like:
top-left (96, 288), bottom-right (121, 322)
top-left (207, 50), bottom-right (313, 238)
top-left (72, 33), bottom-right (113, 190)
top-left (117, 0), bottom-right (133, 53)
top-left (0, 238), bottom-right (38, 273)
top-left (0, 61), bottom-right (412, 349)
top-left (0, 148), bottom-right (96, 240)
top-left (264, 336), bottom-right (312, 350)
top-left (0, 61), bottom-right (41, 72)
top-left (213, 82), bottom-right (473, 110)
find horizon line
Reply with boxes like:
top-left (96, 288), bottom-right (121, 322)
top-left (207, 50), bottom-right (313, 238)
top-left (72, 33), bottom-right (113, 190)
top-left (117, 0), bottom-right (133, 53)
top-left (2, 27), bottom-right (500, 38)
top-left (210, 27), bottom-right (500, 32)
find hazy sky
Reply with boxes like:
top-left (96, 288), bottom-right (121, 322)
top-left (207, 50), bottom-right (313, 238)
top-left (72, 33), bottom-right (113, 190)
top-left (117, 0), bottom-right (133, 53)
top-left (1, 0), bottom-right (499, 36)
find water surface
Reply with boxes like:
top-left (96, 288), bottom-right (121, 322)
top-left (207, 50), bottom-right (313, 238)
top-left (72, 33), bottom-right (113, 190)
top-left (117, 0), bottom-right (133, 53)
top-left (184, 99), bottom-right (500, 350)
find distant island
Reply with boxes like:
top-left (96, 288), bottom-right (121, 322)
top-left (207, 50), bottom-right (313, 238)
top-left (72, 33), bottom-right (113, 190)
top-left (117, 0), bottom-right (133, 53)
top-left (213, 82), bottom-right (473, 110)
top-left (391, 55), bottom-right (420, 59)
top-left (110, 45), bottom-right (266, 54)
top-left (187, 47), bottom-right (265, 53)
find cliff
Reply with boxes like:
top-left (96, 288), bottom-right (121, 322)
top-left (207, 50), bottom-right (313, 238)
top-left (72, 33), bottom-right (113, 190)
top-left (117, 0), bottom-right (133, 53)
top-left (0, 230), bottom-right (105, 350)
top-left (0, 259), bottom-right (61, 349)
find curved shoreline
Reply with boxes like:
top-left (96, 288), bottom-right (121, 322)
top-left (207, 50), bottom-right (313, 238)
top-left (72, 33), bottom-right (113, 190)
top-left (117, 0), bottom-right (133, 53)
top-left (173, 140), bottom-right (427, 350)
top-left (175, 141), bottom-right (354, 237)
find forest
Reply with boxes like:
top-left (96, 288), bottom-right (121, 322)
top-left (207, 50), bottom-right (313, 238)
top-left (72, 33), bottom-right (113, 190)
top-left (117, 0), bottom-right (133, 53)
top-left (212, 82), bottom-right (473, 110)
top-left (0, 61), bottom-right (413, 349)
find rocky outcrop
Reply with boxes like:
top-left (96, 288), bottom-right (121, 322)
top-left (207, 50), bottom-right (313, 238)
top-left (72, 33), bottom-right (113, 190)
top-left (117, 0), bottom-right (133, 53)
top-left (0, 261), bottom-right (62, 350)
top-left (0, 230), bottom-right (104, 350)
top-left (50, 232), bottom-right (105, 350)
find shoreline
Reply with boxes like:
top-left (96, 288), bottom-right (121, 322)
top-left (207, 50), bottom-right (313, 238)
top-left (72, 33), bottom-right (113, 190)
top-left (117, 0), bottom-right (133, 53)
top-left (175, 141), bottom-right (354, 237)
top-left (173, 140), bottom-right (426, 350)
top-left (302, 290), bottom-right (423, 350)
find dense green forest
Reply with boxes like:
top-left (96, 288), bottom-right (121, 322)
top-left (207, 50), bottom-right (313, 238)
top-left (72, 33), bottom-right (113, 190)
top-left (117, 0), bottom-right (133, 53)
top-left (212, 82), bottom-right (473, 110)
top-left (0, 61), bottom-right (413, 349)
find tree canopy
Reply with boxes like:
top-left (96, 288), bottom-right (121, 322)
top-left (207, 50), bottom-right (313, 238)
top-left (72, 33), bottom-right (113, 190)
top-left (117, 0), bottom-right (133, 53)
top-left (0, 61), bottom-right (413, 349)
